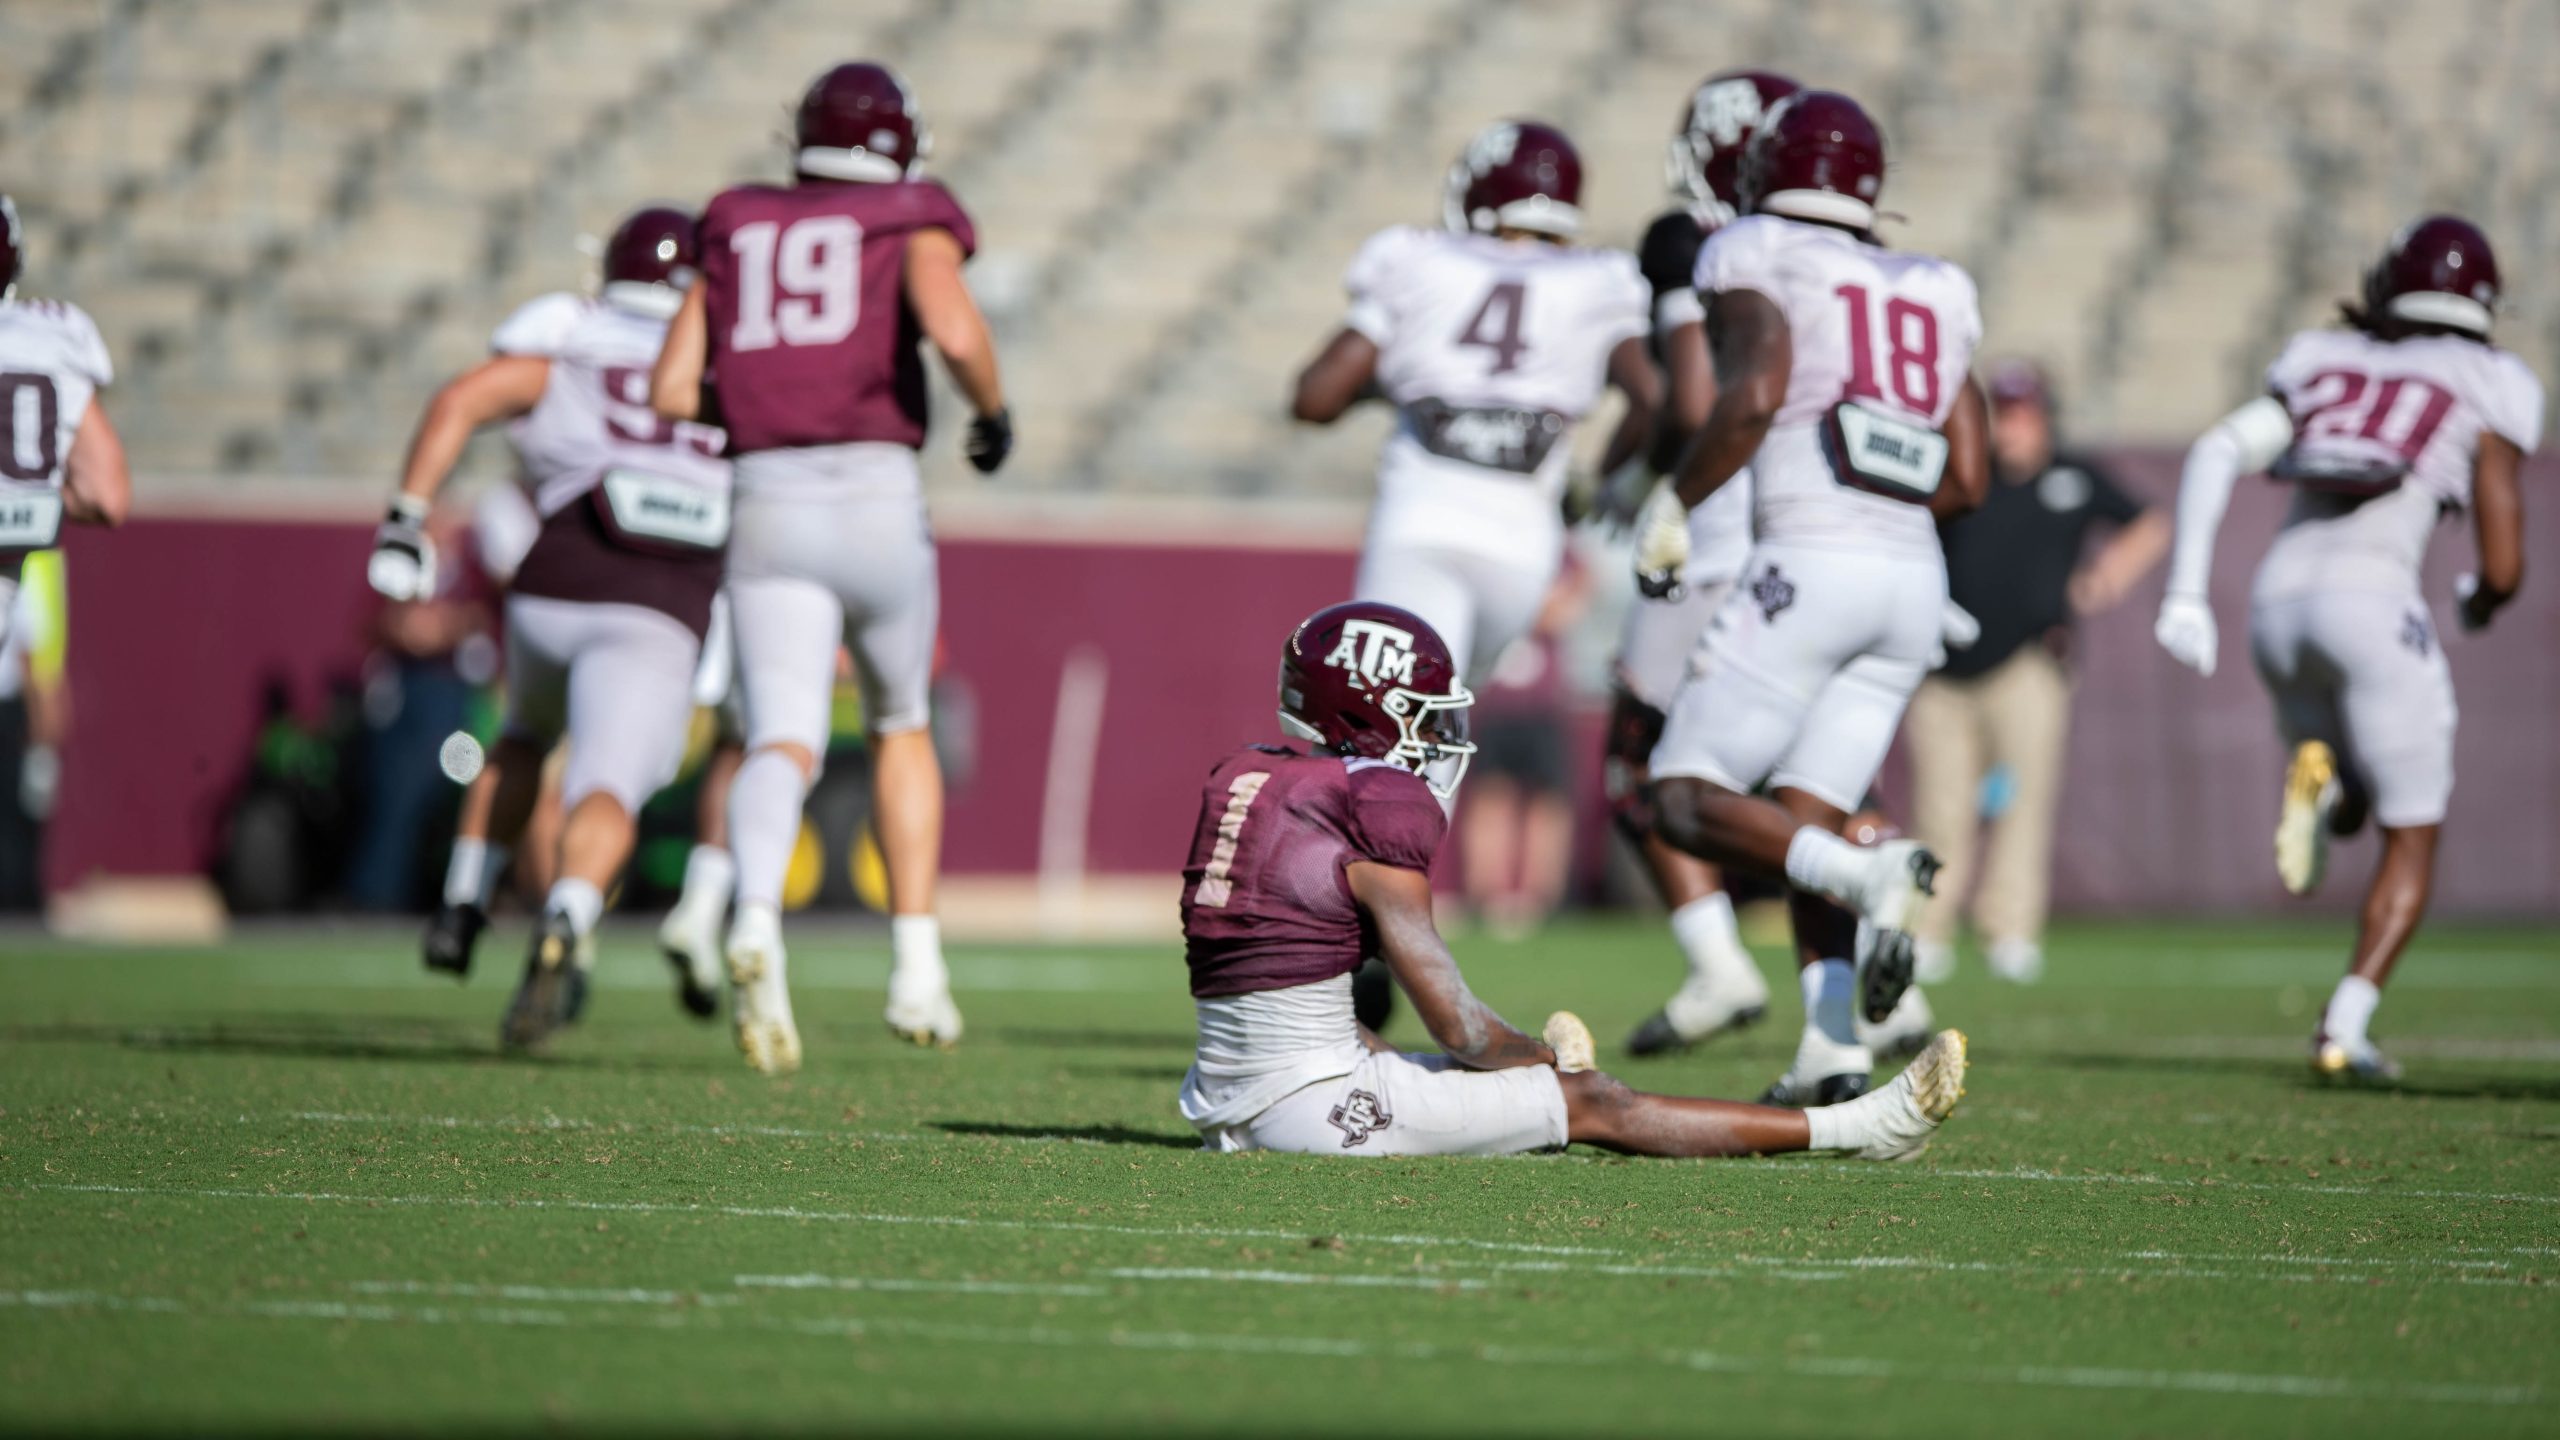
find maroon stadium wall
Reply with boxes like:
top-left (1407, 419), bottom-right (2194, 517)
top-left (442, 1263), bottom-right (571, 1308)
top-left (42, 453), bottom-right (2560, 916)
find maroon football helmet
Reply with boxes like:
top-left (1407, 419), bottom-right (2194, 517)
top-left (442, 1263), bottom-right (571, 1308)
top-left (1277, 601), bottom-right (1476, 796)
top-left (1, 194), bottom-right (22, 300)
top-left (2361, 215), bottom-right (2500, 337)
top-left (599, 204), bottom-right (697, 317)
top-left (1444, 120), bottom-right (1583, 239)
top-left (1666, 69), bottom-right (1801, 221)
top-left (1739, 90), bottom-right (1886, 232)
top-left (796, 62), bottom-right (930, 183)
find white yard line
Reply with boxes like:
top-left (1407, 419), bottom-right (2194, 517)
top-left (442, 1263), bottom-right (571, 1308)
top-left (347, 1281), bottom-right (739, 1306)
top-left (735, 1273), bottom-right (1106, 1298)
top-left (1814, 1162), bottom-right (2560, 1206)
top-left (1101, 1267), bottom-right (1484, 1291)
top-left (0, 1288), bottom-right (2533, 1408)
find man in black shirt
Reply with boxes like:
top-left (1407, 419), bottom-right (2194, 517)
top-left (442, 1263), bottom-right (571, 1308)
top-left (1908, 361), bottom-right (2168, 983)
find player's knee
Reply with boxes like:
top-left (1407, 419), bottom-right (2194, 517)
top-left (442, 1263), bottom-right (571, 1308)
top-left (1651, 775), bottom-right (1721, 857)
top-left (1604, 691), bottom-right (1665, 844)
top-left (752, 740), bottom-right (821, 783)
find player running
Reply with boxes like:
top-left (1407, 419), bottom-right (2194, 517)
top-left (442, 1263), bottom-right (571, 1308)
top-left (652, 61), bottom-right (1011, 1071)
top-left (0, 194), bottom-right (130, 646)
top-left (2154, 215), bottom-right (2541, 1083)
top-left (1292, 119), bottom-right (1657, 689)
top-left (1612, 68), bottom-right (1800, 1057)
top-left (370, 205), bottom-right (729, 1051)
top-left (1644, 92), bottom-right (1991, 1105)
top-left (1178, 599), bottom-right (1967, 1159)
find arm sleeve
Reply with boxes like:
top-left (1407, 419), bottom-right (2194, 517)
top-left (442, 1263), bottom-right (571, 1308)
top-left (1341, 228), bottom-right (1405, 346)
top-left (488, 292), bottom-right (587, 357)
top-left (1639, 213), bottom-right (1706, 334)
top-left (1691, 216), bottom-right (1777, 298)
top-left (61, 305), bottom-right (113, 387)
top-left (2166, 395), bottom-right (2293, 597)
top-left (1598, 252), bottom-right (1651, 350)
top-left (1344, 766), bottom-right (1448, 872)
top-left (914, 181), bottom-right (979, 259)
top-left (2482, 355), bottom-right (2545, 454)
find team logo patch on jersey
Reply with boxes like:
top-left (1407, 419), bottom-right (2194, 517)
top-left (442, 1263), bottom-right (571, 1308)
top-left (2401, 610), bottom-right (2435, 657)
top-left (1328, 1089), bottom-right (1394, 1148)
top-left (1323, 619), bottom-right (1420, 689)
top-left (1750, 565), bottom-right (1797, 623)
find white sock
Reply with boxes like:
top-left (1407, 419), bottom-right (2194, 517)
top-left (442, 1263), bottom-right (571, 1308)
top-left (1783, 827), bottom-right (1869, 908)
top-left (546, 877), bottom-right (604, 938)
top-left (1804, 1102), bottom-right (1851, 1152)
top-left (2323, 975), bottom-right (2381, 1047)
top-left (1669, 893), bottom-right (1743, 980)
top-left (677, 844), bottom-right (736, 916)
top-left (1801, 957), bottom-right (1858, 1049)
top-left (728, 749), bottom-right (810, 911)
top-left (731, 899), bottom-right (782, 952)
top-left (892, 913), bottom-right (946, 983)
top-left (442, 839), bottom-right (487, 907)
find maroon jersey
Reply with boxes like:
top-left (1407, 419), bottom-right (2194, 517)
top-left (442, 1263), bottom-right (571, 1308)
top-left (1180, 745), bottom-right (1447, 1000)
top-left (697, 179), bottom-right (976, 455)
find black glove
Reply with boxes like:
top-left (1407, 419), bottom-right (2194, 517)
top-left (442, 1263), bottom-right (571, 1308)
top-left (367, 494), bottom-right (437, 601)
top-left (965, 407), bottom-right (1013, 475)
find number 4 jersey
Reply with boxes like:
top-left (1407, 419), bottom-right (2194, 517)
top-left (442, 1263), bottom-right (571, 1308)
top-left (1693, 213), bottom-right (1982, 558)
top-left (1346, 226), bottom-right (1647, 570)
top-left (2256, 325), bottom-right (2543, 597)
top-left (0, 297), bottom-right (113, 558)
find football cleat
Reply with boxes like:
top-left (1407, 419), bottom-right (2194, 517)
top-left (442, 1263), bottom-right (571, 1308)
top-left (657, 900), bottom-right (725, 1021)
top-left (1852, 841), bottom-right (1938, 1024)
top-left (725, 912), bottom-right (800, 1076)
top-left (422, 902), bottom-right (487, 979)
top-left (1830, 1029), bottom-right (1969, 1162)
top-left (884, 961), bottom-right (963, 1049)
top-left (2312, 1033), bottom-right (2403, 1085)
top-left (1623, 974), bottom-right (1768, 1057)
top-left (2276, 741), bottom-right (2341, 896)
top-left (499, 912), bottom-right (579, 1052)
top-left (1857, 985), bottom-right (1935, 1061)
top-left (1542, 1011), bottom-right (1596, 1074)
top-left (1761, 1022), bottom-right (1872, 1107)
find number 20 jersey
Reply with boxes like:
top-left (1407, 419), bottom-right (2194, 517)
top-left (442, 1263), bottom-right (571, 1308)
top-left (2257, 326), bottom-right (2543, 597)
top-left (0, 298), bottom-right (112, 520)
top-left (697, 178), bottom-right (976, 457)
top-left (1346, 226), bottom-right (1647, 569)
top-left (1693, 213), bottom-right (1982, 558)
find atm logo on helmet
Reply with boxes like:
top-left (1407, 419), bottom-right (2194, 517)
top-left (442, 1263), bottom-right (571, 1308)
top-left (1324, 619), bottom-right (1418, 688)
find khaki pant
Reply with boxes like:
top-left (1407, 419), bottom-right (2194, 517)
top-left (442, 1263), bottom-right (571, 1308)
top-left (1906, 647), bottom-right (2070, 948)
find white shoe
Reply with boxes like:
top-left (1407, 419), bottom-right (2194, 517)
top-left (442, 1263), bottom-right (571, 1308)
top-left (725, 910), bottom-right (801, 1076)
top-left (658, 899), bottom-right (726, 1020)
top-left (1760, 1024), bottom-right (1873, 1107)
top-left (1985, 938), bottom-right (2044, 984)
top-left (884, 961), bottom-right (963, 1049)
top-left (1822, 1029), bottom-right (1968, 1161)
top-left (1623, 955), bottom-right (1770, 1056)
top-left (1857, 985), bottom-right (1935, 1060)
top-left (1542, 1011), bottom-right (1596, 1073)
top-left (2276, 740), bottom-right (2340, 896)
top-left (2312, 1032), bottom-right (2402, 1084)
top-left (1914, 939), bottom-right (1957, 985)
top-left (1851, 841), bottom-right (1940, 1024)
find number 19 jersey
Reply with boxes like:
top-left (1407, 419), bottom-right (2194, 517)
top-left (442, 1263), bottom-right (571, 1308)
top-left (1346, 226), bottom-right (1647, 569)
top-left (1694, 214), bottom-right (1981, 558)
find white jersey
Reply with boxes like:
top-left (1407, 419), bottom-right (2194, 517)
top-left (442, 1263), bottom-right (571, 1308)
top-left (2255, 326), bottom-right (2544, 599)
top-left (1693, 214), bottom-right (1981, 558)
top-left (0, 298), bottom-right (113, 549)
top-left (1346, 225), bottom-right (1647, 569)
top-left (490, 293), bottom-right (730, 520)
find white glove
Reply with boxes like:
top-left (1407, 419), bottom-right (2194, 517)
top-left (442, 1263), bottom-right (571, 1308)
top-left (367, 495), bottom-right (439, 602)
top-left (18, 743), bottom-right (58, 821)
top-left (1632, 484), bottom-right (1691, 600)
top-left (2154, 592), bottom-right (2218, 676)
top-left (1927, 598), bottom-right (1980, 670)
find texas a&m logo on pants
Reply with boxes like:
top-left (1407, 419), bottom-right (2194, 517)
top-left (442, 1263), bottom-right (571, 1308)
top-left (1328, 1089), bottom-right (1393, 1148)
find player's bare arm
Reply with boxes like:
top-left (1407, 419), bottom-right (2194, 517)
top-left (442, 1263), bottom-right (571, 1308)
top-left (904, 228), bottom-right (1012, 473)
top-left (396, 355), bottom-right (552, 503)
top-left (2069, 504), bottom-right (2171, 616)
top-left (1672, 288), bottom-right (1789, 509)
top-left (1595, 335), bottom-right (1664, 477)
top-left (1345, 859), bottom-right (1555, 1072)
top-left (1929, 373), bottom-right (1991, 519)
top-left (648, 279), bottom-right (710, 421)
top-left (1289, 329), bottom-right (1379, 424)
top-left (1648, 314), bottom-right (1713, 475)
top-left (2461, 431), bottom-right (2525, 630)
top-left (60, 397), bottom-right (130, 528)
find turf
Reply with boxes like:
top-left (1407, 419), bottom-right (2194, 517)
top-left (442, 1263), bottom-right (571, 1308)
top-left (3, 914), bottom-right (2556, 1437)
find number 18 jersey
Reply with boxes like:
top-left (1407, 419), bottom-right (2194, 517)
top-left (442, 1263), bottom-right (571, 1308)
top-left (1347, 226), bottom-right (1647, 569)
top-left (1694, 214), bottom-right (1981, 557)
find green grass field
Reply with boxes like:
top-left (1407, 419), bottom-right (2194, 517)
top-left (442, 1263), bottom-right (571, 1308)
top-left (4, 914), bottom-right (2556, 1436)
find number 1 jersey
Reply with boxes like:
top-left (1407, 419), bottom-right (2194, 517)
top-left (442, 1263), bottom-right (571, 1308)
top-left (698, 178), bottom-right (977, 457)
top-left (1694, 213), bottom-right (1982, 558)
top-left (1345, 226), bottom-right (1647, 570)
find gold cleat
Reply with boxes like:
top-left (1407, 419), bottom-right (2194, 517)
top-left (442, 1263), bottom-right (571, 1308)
top-left (1855, 1028), bottom-right (1969, 1162)
top-left (1542, 1011), bottom-right (1596, 1074)
top-left (2276, 740), bottom-right (2340, 896)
